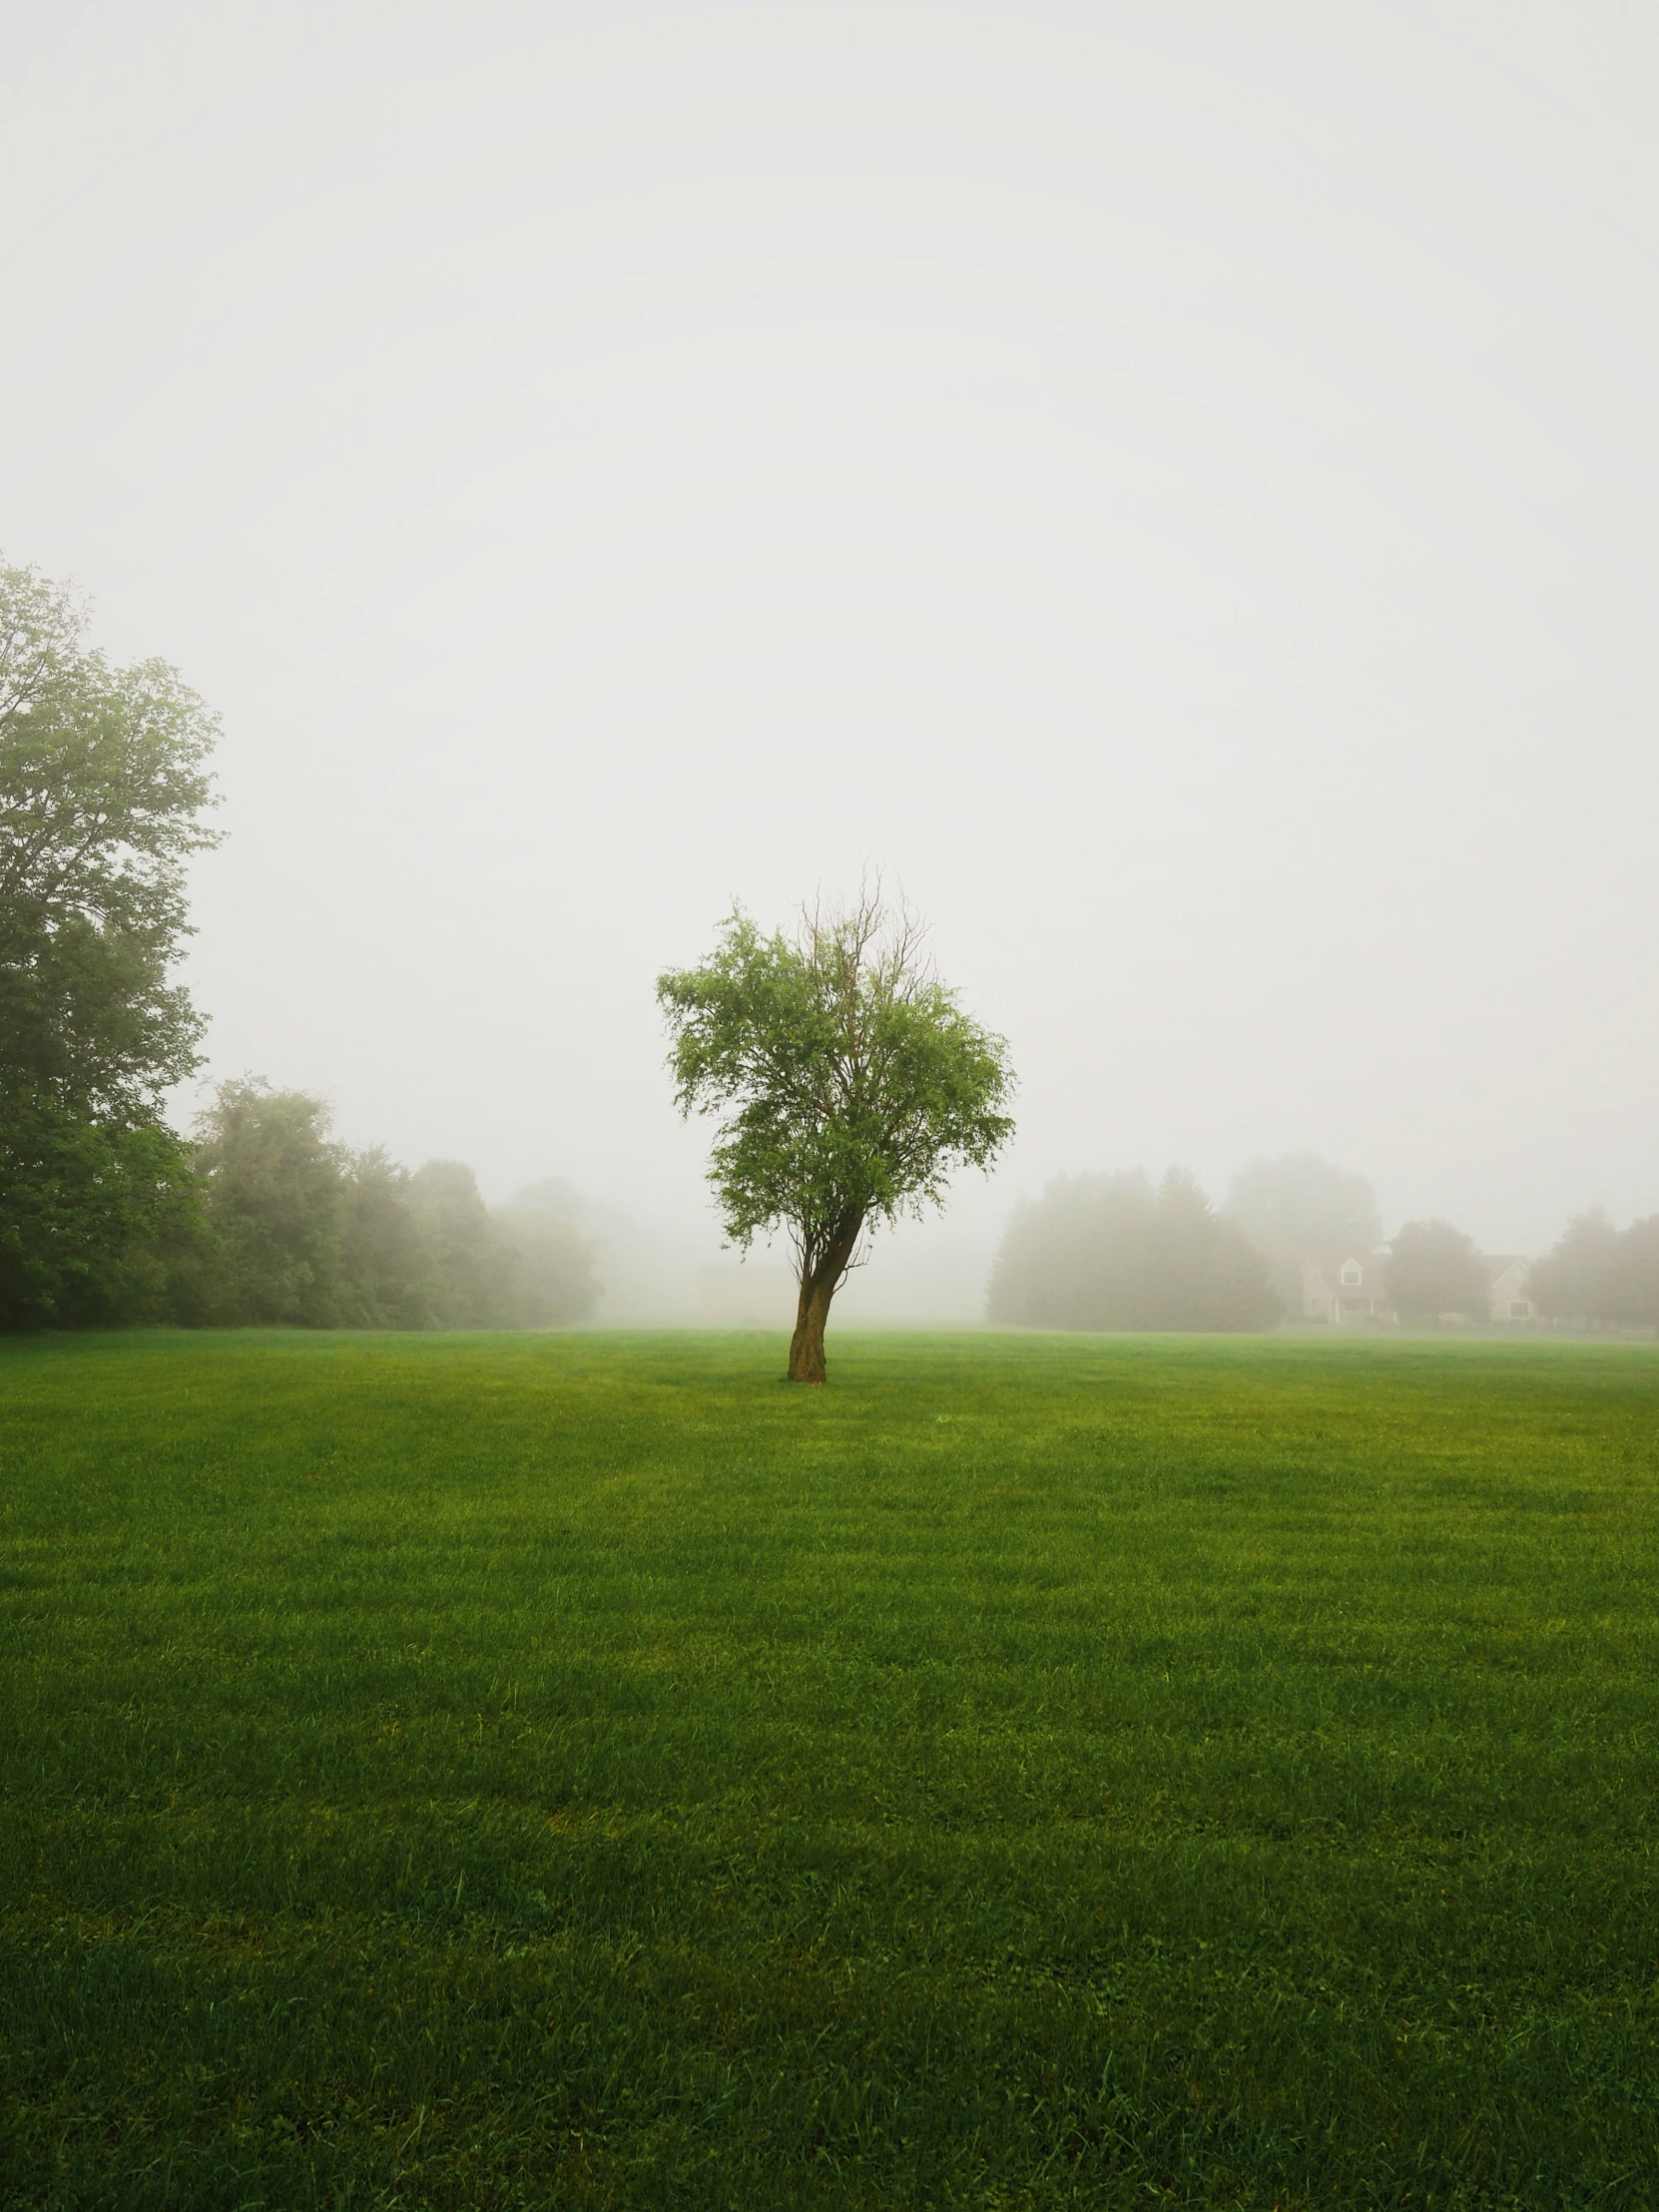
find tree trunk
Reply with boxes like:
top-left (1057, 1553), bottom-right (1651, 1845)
top-left (787, 1272), bottom-right (834, 1384)
top-left (787, 1218), bottom-right (863, 1383)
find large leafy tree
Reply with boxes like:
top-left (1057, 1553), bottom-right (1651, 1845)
top-left (0, 561), bottom-right (221, 1326)
top-left (185, 1079), bottom-right (604, 1332)
top-left (335, 1146), bottom-right (434, 1328)
top-left (987, 1167), bottom-right (1282, 1333)
top-left (1224, 1154), bottom-right (1382, 1312)
top-left (491, 1180), bottom-right (603, 1328)
top-left (1382, 1219), bottom-right (1490, 1324)
top-left (1528, 1209), bottom-right (1621, 1327)
top-left (658, 886), bottom-right (1015, 1382)
top-left (1530, 1208), bottom-right (1659, 1332)
top-left (1608, 1218), bottom-right (1659, 1331)
top-left (406, 1160), bottom-right (512, 1327)
top-left (188, 1079), bottom-right (347, 1326)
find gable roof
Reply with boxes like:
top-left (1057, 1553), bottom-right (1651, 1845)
top-left (1303, 1250), bottom-right (1388, 1284)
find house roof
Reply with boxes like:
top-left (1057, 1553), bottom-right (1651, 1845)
top-left (1303, 1251), bottom-right (1388, 1282)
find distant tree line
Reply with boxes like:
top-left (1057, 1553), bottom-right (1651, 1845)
top-left (8, 556), bottom-right (1656, 1343)
top-left (987, 1168), bottom-right (1282, 1332)
top-left (989, 1154), bottom-right (1659, 1337)
top-left (0, 558), bottom-right (597, 1333)
top-left (163, 1078), bottom-right (600, 1330)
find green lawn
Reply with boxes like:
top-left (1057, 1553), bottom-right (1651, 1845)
top-left (2, 1329), bottom-right (1657, 2209)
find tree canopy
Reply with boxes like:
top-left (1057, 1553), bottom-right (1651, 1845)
top-left (1382, 1219), bottom-right (1489, 1323)
top-left (182, 1078), bottom-right (602, 1331)
top-left (988, 1167), bottom-right (1283, 1333)
top-left (1224, 1155), bottom-right (1382, 1310)
top-left (0, 560), bottom-right (221, 1325)
top-left (1530, 1209), bottom-right (1659, 1331)
top-left (490, 1181), bottom-right (605, 1329)
top-left (658, 886), bottom-right (1015, 1381)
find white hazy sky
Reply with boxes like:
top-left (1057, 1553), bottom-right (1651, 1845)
top-left (4, 0), bottom-right (1655, 1311)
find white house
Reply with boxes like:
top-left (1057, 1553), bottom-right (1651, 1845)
top-left (1302, 1250), bottom-right (1536, 1324)
top-left (1302, 1253), bottom-right (1393, 1324)
top-left (1484, 1257), bottom-right (1535, 1322)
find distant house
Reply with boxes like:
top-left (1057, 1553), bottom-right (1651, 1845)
top-left (1302, 1253), bottom-right (1394, 1324)
top-left (1485, 1256), bottom-right (1535, 1323)
top-left (1302, 1250), bottom-right (1536, 1324)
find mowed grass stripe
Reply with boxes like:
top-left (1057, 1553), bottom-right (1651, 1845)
top-left (1, 1330), bottom-right (1657, 2208)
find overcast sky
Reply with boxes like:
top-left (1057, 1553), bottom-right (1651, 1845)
top-left (4, 1), bottom-right (1655, 1311)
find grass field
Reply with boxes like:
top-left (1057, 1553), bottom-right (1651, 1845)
top-left (2, 1328), bottom-right (1658, 2209)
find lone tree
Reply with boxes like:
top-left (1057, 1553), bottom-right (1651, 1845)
top-left (658, 885), bottom-right (1015, 1382)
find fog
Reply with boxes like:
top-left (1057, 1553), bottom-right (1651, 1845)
top-left (5, 3), bottom-right (1655, 1320)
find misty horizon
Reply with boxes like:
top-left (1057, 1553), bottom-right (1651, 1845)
top-left (5, 1), bottom-right (1654, 1313)
top-left (151, 1072), bottom-right (1629, 1327)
